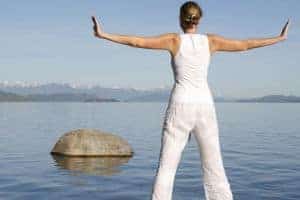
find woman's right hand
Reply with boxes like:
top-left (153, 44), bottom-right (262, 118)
top-left (91, 16), bottom-right (104, 38)
top-left (279, 19), bottom-right (290, 40)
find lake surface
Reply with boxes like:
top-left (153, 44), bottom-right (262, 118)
top-left (0, 102), bottom-right (299, 200)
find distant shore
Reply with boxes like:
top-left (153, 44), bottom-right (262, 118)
top-left (0, 90), bottom-right (300, 103)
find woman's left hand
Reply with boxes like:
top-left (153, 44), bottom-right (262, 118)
top-left (92, 16), bottom-right (104, 38)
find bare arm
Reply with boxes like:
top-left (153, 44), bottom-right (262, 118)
top-left (91, 16), bottom-right (178, 55)
top-left (208, 20), bottom-right (290, 54)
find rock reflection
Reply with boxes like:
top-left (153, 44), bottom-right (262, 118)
top-left (52, 155), bottom-right (131, 176)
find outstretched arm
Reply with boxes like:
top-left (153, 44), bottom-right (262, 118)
top-left (91, 16), bottom-right (177, 55)
top-left (208, 20), bottom-right (290, 54)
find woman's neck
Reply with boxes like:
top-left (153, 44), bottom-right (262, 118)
top-left (183, 27), bottom-right (197, 34)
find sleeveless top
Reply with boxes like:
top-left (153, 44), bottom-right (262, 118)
top-left (169, 33), bottom-right (214, 104)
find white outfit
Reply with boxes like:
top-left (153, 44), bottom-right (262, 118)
top-left (151, 33), bottom-right (233, 200)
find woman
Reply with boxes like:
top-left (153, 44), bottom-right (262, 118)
top-left (92, 1), bottom-right (289, 200)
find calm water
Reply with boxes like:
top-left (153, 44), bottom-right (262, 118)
top-left (0, 102), bottom-right (299, 200)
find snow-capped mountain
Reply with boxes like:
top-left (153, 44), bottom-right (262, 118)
top-left (0, 81), bottom-right (172, 101)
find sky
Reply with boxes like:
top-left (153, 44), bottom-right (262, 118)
top-left (0, 0), bottom-right (299, 98)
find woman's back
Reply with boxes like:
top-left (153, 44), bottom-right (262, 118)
top-left (170, 33), bottom-right (213, 104)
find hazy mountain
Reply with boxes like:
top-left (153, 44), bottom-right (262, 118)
top-left (125, 91), bottom-right (232, 102)
top-left (1, 82), bottom-right (299, 103)
top-left (236, 95), bottom-right (300, 103)
top-left (0, 90), bottom-right (120, 102)
top-left (125, 90), bottom-right (171, 102)
top-left (0, 82), bottom-right (170, 101)
top-left (0, 90), bottom-right (29, 102)
top-left (27, 93), bottom-right (98, 102)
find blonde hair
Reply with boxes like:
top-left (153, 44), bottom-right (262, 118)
top-left (180, 1), bottom-right (203, 30)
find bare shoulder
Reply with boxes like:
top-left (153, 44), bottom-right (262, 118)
top-left (159, 33), bottom-right (180, 57)
top-left (151, 32), bottom-right (180, 48)
top-left (159, 33), bottom-right (180, 44)
top-left (205, 33), bottom-right (226, 53)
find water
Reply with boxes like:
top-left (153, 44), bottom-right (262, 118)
top-left (0, 102), bottom-right (299, 200)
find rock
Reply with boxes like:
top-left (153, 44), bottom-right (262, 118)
top-left (51, 129), bottom-right (134, 157)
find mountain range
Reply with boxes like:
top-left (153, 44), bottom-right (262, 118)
top-left (0, 82), bottom-right (299, 102)
top-left (0, 82), bottom-right (169, 101)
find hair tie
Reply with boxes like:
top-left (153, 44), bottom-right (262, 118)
top-left (186, 14), bottom-right (196, 22)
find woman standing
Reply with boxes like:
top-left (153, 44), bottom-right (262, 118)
top-left (92, 1), bottom-right (289, 199)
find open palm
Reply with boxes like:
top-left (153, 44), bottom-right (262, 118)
top-left (92, 16), bottom-right (103, 38)
top-left (280, 19), bottom-right (290, 40)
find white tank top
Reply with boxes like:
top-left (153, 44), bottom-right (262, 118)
top-left (169, 33), bottom-right (214, 104)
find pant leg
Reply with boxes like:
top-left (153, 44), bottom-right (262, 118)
top-left (192, 103), bottom-right (233, 200)
top-left (151, 102), bottom-right (196, 200)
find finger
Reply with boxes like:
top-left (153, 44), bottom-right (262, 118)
top-left (92, 16), bottom-right (100, 27)
top-left (281, 20), bottom-right (289, 36)
top-left (286, 19), bottom-right (290, 30)
top-left (284, 19), bottom-right (290, 30)
top-left (284, 22), bottom-right (289, 28)
top-left (92, 16), bottom-right (97, 25)
top-left (284, 23), bottom-right (290, 35)
top-left (93, 16), bottom-right (100, 26)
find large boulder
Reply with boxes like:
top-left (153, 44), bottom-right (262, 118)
top-left (51, 129), bottom-right (134, 157)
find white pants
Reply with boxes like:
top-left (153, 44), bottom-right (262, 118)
top-left (151, 102), bottom-right (233, 200)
